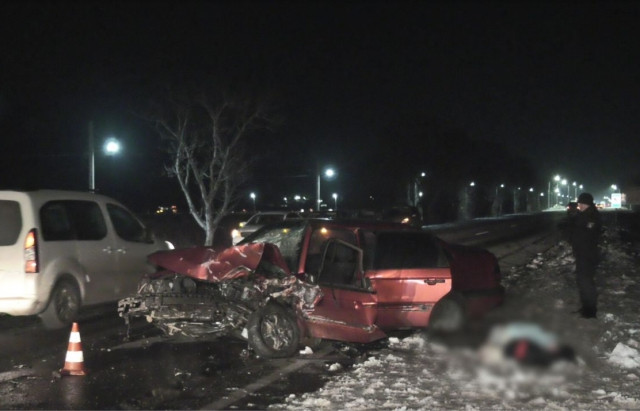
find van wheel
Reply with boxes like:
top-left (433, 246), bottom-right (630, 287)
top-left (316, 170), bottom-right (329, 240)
top-left (429, 293), bottom-right (466, 334)
top-left (247, 304), bottom-right (300, 358)
top-left (39, 280), bottom-right (81, 329)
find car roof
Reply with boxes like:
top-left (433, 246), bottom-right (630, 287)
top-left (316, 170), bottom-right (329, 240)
top-left (251, 211), bottom-right (300, 215)
top-left (0, 189), bottom-right (123, 205)
top-left (257, 218), bottom-right (418, 231)
top-left (240, 218), bottom-right (429, 245)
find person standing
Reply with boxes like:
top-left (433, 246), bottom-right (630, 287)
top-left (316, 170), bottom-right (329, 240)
top-left (571, 192), bottom-right (602, 318)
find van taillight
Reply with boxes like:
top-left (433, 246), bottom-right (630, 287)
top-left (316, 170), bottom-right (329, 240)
top-left (24, 229), bottom-right (38, 273)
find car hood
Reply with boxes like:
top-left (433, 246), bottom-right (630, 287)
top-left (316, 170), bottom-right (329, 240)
top-left (147, 242), bottom-right (291, 282)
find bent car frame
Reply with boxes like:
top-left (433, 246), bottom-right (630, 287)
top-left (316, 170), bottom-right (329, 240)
top-left (118, 219), bottom-right (504, 358)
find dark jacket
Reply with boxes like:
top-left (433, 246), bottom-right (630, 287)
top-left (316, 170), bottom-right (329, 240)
top-left (571, 205), bottom-right (602, 261)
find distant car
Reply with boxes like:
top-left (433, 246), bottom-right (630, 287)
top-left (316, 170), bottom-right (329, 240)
top-left (381, 205), bottom-right (422, 227)
top-left (0, 190), bottom-right (170, 329)
top-left (231, 211), bottom-right (303, 244)
top-left (118, 219), bottom-right (504, 358)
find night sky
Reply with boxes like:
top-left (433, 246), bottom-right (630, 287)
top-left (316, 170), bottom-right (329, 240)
top-left (1, 1), bottom-right (639, 213)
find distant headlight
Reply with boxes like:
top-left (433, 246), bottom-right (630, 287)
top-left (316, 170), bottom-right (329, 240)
top-left (238, 222), bottom-right (246, 228)
top-left (401, 217), bottom-right (410, 224)
top-left (231, 229), bottom-right (240, 238)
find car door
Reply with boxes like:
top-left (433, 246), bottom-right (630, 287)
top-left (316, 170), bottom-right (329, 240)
top-left (363, 231), bottom-right (452, 329)
top-left (105, 203), bottom-right (162, 297)
top-left (304, 240), bottom-right (386, 343)
top-left (39, 200), bottom-right (119, 304)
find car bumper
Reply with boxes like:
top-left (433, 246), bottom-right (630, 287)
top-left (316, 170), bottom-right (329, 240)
top-left (0, 271), bottom-right (47, 315)
top-left (0, 297), bottom-right (46, 316)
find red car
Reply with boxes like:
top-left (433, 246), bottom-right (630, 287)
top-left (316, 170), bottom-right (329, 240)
top-left (118, 219), bottom-right (503, 358)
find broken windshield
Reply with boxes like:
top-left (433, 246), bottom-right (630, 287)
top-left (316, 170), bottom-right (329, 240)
top-left (240, 221), bottom-right (307, 272)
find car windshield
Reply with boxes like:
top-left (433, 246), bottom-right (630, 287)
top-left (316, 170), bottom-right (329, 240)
top-left (239, 221), bottom-right (307, 271)
top-left (248, 214), bottom-right (286, 225)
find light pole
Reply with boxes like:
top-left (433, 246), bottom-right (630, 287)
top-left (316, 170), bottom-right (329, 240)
top-left (89, 121), bottom-right (121, 192)
top-left (316, 166), bottom-right (335, 211)
top-left (332, 193), bottom-right (338, 211)
top-left (495, 184), bottom-right (504, 216)
top-left (550, 175), bottom-right (560, 207)
top-left (250, 192), bottom-right (256, 213)
top-left (561, 179), bottom-right (568, 203)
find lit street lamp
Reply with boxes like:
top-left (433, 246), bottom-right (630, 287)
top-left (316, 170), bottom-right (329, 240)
top-left (316, 166), bottom-right (336, 211)
top-left (332, 193), bottom-right (338, 211)
top-left (250, 192), bottom-right (256, 213)
top-left (89, 122), bottom-right (121, 192)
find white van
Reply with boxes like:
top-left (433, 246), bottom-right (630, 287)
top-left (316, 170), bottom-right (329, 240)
top-left (0, 190), bottom-right (170, 328)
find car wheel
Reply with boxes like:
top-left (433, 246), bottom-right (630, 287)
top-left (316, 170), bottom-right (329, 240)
top-left (247, 303), bottom-right (300, 358)
top-left (429, 293), bottom-right (466, 333)
top-left (39, 280), bottom-right (81, 330)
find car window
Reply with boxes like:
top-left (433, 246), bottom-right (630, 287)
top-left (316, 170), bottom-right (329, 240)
top-left (106, 203), bottom-right (148, 243)
top-left (305, 227), bottom-right (357, 276)
top-left (0, 200), bottom-right (22, 245)
top-left (262, 214), bottom-right (286, 224)
top-left (371, 231), bottom-right (448, 269)
top-left (317, 240), bottom-right (359, 286)
top-left (40, 200), bottom-right (107, 241)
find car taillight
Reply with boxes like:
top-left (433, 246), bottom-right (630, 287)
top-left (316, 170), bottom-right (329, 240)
top-left (24, 229), bottom-right (39, 273)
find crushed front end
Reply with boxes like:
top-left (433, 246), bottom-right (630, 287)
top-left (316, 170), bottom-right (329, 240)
top-left (118, 243), bottom-right (322, 340)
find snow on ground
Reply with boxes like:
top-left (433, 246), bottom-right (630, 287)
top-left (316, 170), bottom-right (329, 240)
top-left (272, 224), bottom-right (640, 410)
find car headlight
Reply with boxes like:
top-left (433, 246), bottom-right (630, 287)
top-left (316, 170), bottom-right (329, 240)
top-left (231, 229), bottom-right (240, 238)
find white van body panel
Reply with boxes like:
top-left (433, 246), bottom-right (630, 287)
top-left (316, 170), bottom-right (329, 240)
top-left (0, 190), bottom-right (167, 317)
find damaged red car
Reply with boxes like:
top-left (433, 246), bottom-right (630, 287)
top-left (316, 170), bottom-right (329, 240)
top-left (118, 219), bottom-right (504, 358)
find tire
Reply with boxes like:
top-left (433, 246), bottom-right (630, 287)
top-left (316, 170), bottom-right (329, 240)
top-left (39, 280), bottom-right (81, 330)
top-left (429, 293), bottom-right (466, 334)
top-left (247, 304), bottom-right (300, 358)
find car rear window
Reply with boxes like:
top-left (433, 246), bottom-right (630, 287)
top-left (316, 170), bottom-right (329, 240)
top-left (371, 231), bottom-right (447, 269)
top-left (40, 200), bottom-right (107, 241)
top-left (0, 200), bottom-right (22, 246)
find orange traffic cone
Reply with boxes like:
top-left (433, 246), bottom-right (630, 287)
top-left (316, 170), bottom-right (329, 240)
top-left (60, 322), bottom-right (86, 376)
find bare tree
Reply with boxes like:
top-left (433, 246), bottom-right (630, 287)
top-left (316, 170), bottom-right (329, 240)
top-left (151, 92), bottom-right (271, 246)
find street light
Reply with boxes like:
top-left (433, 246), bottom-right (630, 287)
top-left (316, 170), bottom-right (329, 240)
top-left (316, 166), bottom-right (336, 211)
top-left (561, 179), bottom-right (568, 201)
top-left (88, 121), bottom-right (121, 192)
top-left (250, 192), bottom-right (256, 213)
top-left (332, 193), bottom-right (338, 211)
top-left (548, 175), bottom-right (561, 208)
